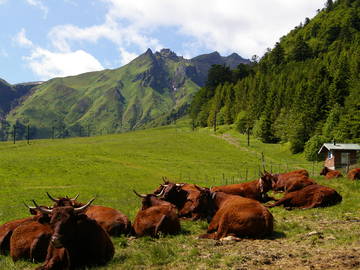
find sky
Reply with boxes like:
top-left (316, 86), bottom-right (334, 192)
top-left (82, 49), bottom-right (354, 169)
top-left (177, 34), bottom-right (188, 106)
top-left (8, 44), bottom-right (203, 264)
top-left (0, 0), bottom-right (325, 84)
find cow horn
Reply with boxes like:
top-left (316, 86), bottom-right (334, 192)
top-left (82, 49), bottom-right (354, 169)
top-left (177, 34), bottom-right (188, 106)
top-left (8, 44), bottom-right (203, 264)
top-left (23, 201), bottom-right (36, 210)
top-left (155, 188), bottom-right (165, 197)
top-left (46, 192), bottom-right (59, 203)
top-left (71, 194), bottom-right (79, 201)
top-left (175, 183), bottom-right (184, 187)
top-left (133, 190), bottom-right (146, 198)
top-left (74, 197), bottom-right (95, 214)
top-left (32, 200), bottom-right (52, 214)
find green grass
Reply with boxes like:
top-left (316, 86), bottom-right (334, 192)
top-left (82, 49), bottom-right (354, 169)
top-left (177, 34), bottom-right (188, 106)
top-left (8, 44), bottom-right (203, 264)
top-left (0, 122), bottom-right (359, 269)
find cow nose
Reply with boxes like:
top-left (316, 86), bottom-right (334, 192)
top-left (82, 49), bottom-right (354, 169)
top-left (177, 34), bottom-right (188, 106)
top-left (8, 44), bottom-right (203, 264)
top-left (51, 234), bottom-right (63, 248)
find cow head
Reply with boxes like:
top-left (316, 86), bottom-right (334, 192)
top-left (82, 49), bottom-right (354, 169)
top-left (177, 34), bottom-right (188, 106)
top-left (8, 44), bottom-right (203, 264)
top-left (133, 190), bottom-right (169, 210)
top-left (32, 198), bottom-right (95, 248)
top-left (46, 192), bottom-right (82, 207)
top-left (320, 167), bottom-right (329, 176)
top-left (24, 202), bottom-right (52, 224)
top-left (259, 172), bottom-right (275, 194)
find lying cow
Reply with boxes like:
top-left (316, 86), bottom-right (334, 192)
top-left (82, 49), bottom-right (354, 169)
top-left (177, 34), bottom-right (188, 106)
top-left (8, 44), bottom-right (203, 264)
top-left (210, 172), bottom-right (275, 203)
top-left (0, 205), bottom-right (51, 255)
top-left (34, 198), bottom-right (114, 270)
top-left (155, 181), bottom-right (214, 220)
top-left (347, 168), bottom-right (360, 180)
top-left (267, 184), bottom-right (342, 210)
top-left (271, 169), bottom-right (309, 192)
top-left (46, 192), bottom-right (131, 236)
top-left (133, 190), bottom-right (180, 237)
top-left (320, 167), bottom-right (343, 179)
top-left (199, 192), bottom-right (273, 240)
top-left (283, 175), bottom-right (316, 193)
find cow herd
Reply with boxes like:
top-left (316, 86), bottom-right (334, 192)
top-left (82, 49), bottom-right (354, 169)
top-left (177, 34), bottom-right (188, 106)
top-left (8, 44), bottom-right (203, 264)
top-left (0, 167), bottom-right (358, 269)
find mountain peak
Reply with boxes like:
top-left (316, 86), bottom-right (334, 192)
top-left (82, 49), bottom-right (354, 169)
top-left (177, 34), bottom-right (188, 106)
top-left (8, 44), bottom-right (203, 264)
top-left (155, 48), bottom-right (179, 60)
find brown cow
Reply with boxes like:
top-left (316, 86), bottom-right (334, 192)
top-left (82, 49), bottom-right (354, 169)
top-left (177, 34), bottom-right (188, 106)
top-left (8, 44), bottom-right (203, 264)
top-left (0, 205), bottom-right (51, 255)
top-left (267, 184), bottom-right (342, 210)
top-left (133, 190), bottom-right (180, 237)
top-left (347, 168), bottom-right (360, 180)
top-left (271, 169), bottom-right (309, 192)
top-left (320, 167), bottom-right (343, 179)
top-left (199, 192), bottom-right (273, 240)
top-left (34, 198), bottom-right (114, 270)
top-left (155, 181), bottom-right (214, 220)
top-left (283, 175), bottom-right (316, 193)
top-left (46, 192), bottom-right (131, 236)
top-left (10, 221), bottom-right (52, 262)
top-left (210, 172), bottom-right (276, 203)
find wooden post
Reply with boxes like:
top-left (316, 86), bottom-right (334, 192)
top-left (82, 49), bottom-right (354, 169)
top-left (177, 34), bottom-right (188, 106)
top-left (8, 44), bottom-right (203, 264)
top-left (52, 126), bottom-right (55, 139)
top-left (27, 125), bottom-right (30, 145)
top-left (247, 128), bottom-right (250, 146)
top-left (261, 152), bottom-right (265, 171)
top-left (214, 112), bottom-right (217, 133)
top-left (13, 125), bottom-right (16, 144)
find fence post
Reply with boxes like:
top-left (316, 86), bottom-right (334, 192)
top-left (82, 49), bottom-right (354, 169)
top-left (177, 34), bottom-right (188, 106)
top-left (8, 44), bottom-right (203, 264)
top-left (13, 125), bottom-right (16, 144)
top-left (27, 125), bottom-right (30, 145)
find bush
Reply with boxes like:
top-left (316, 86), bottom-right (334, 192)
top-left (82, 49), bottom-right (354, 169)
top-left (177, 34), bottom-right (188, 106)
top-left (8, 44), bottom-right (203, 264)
top-left (304, 135), bottom-right (327, 161)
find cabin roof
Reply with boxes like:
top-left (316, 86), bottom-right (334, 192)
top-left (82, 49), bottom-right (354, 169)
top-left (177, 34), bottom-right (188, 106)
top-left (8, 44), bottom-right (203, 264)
top-left (318, 143), bottom-right (360, 154)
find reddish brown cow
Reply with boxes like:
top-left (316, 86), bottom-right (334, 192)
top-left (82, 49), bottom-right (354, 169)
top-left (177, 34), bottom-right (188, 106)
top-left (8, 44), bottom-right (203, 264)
top-left (267, 184), bottom-right (342, 210)
top-left (133, 191), bottom-right (180, 237)
top-left (155, 181), bottom-right (214, 220)
top-left (283, 175), bottom-right (316, 193)
top-left (34, 198), bottom-right (114, 270)
top-left (210, 172), bottom-right (275, 202)
top-left (46, 192), bottom-right (131, 236)
top-left (10, 220), bottom-right (52, 262)
top-left (271, 169), bottom-right (309, 192)
top-left (347, 168), bottom-right (360, 180)
top-left (200, 192), bottom-right (273, 240)
top-left (320, 167), bottom-right (343, 179)
top-left (0, 206), bottom-right (50, 255)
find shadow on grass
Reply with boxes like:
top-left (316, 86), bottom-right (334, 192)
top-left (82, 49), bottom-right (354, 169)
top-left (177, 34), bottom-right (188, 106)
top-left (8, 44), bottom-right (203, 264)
top-left (266, 230), bottom-right (286, 240)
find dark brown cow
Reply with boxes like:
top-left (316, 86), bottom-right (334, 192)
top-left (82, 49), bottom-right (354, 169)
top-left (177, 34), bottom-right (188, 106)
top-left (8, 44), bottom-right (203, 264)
top-left (271, 169), bottom-right (309, 192)
top-left (133, 191), bottom-right (180, 237)
top-left (347, 168), bottom-right (360, 180)
top-left (0, 206), bottom-right (50, 255)
top-left (267, 184), bottom-right (342, 210)
top-left (34, 198), bottom-right (114, 270)
top-left (210, 172), bottom-right (275, 202)
top-left (47, 192), bottom-right (131, 236)
top-left (200, 192), bottom-right (273, 240)
top-left (283, 175), bottom-right (316, 193)
top-left (155, 181), bottom-right (214, 220)
top-left (320, 167), bottom-right (343, 179)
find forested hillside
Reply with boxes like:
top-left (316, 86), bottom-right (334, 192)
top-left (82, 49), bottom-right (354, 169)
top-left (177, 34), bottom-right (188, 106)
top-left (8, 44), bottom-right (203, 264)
top-left (190, 0), bottom-right (360, 159)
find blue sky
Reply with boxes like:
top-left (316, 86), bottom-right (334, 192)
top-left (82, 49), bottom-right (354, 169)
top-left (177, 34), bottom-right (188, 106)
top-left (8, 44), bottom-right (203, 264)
top-left (0, 0), bottom-right (325, 84)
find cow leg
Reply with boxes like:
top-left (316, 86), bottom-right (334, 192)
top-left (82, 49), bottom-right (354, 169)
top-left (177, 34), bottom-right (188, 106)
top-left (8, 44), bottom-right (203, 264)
top-left (0, 230), bottom-right (12, 254)
top-left (266, 197), bottom-right (290, 208)
top-left (30, 234), bottom-right (51, 262)
top-left (36, 246), bottom-right (70, 270)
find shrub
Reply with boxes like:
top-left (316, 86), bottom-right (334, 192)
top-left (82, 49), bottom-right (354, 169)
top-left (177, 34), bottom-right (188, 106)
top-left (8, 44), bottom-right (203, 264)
top-left (304, 135), bottom-right (327, 161)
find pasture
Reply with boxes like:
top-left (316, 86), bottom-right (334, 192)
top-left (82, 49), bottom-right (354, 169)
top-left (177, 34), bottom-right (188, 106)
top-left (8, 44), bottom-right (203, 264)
top-left (0, 122), bottom-right (359, 269)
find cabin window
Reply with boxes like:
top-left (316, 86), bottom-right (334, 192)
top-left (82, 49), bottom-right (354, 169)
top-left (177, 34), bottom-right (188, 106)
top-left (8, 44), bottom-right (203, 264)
top-left (328, 151), bottom-right (333, 160)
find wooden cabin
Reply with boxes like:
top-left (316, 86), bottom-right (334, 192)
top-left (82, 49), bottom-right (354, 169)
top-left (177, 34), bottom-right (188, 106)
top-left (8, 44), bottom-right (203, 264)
top-left (318, 143), bottom-right (360, 170)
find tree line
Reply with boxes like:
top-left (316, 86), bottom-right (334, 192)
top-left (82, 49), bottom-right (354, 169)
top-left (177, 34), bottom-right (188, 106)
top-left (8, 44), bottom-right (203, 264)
top-left (190, 0), bottom-right (360, 160)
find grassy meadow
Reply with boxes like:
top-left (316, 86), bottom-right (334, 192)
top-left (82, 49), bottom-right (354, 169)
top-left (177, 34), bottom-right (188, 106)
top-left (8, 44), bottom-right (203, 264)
top-left (0, 122), bottom-right (359, 269)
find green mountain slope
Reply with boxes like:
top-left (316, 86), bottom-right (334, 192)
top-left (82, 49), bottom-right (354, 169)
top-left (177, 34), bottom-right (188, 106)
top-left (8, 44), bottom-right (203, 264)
top-left (5, 49), bottom-right (248, 138)
top-left (190, 0), bottom-right (360, 156)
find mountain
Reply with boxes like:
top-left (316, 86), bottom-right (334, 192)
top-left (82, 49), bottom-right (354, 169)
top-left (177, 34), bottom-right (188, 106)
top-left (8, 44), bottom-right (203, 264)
top-left (4, 49), bottom-right (249, 138)
top-left (0, 79), bottom-right (41, 119)
top-left (190, 0), bottom-right (360, 155)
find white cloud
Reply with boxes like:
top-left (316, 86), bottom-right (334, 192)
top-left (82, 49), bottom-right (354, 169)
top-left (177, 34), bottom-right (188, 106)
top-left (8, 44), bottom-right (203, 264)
top-left (14, 28), bottom-right (34, 47)
top-left (26, 0), bottom-right (48, 18)
top-left (98, 0), bottom-right (324, 58)
top-left (118, 47), bottom-right (138, 66)
top-left (15, 28), bottom-right (103, 80)
top-left (25, 48), bottom-right (103, 80)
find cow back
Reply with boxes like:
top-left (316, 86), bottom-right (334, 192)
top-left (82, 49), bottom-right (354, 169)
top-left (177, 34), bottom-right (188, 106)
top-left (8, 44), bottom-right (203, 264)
top-left (284, 175), bottom-right (316, 193)
top-left (347, 168), bottom-right (360, 180)
top-left (133, 205), bottom-right (180, 237)
top-left (274, 170), bottom-right (309, 191)
top-left (85, 205), bottom-right (131, 236)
